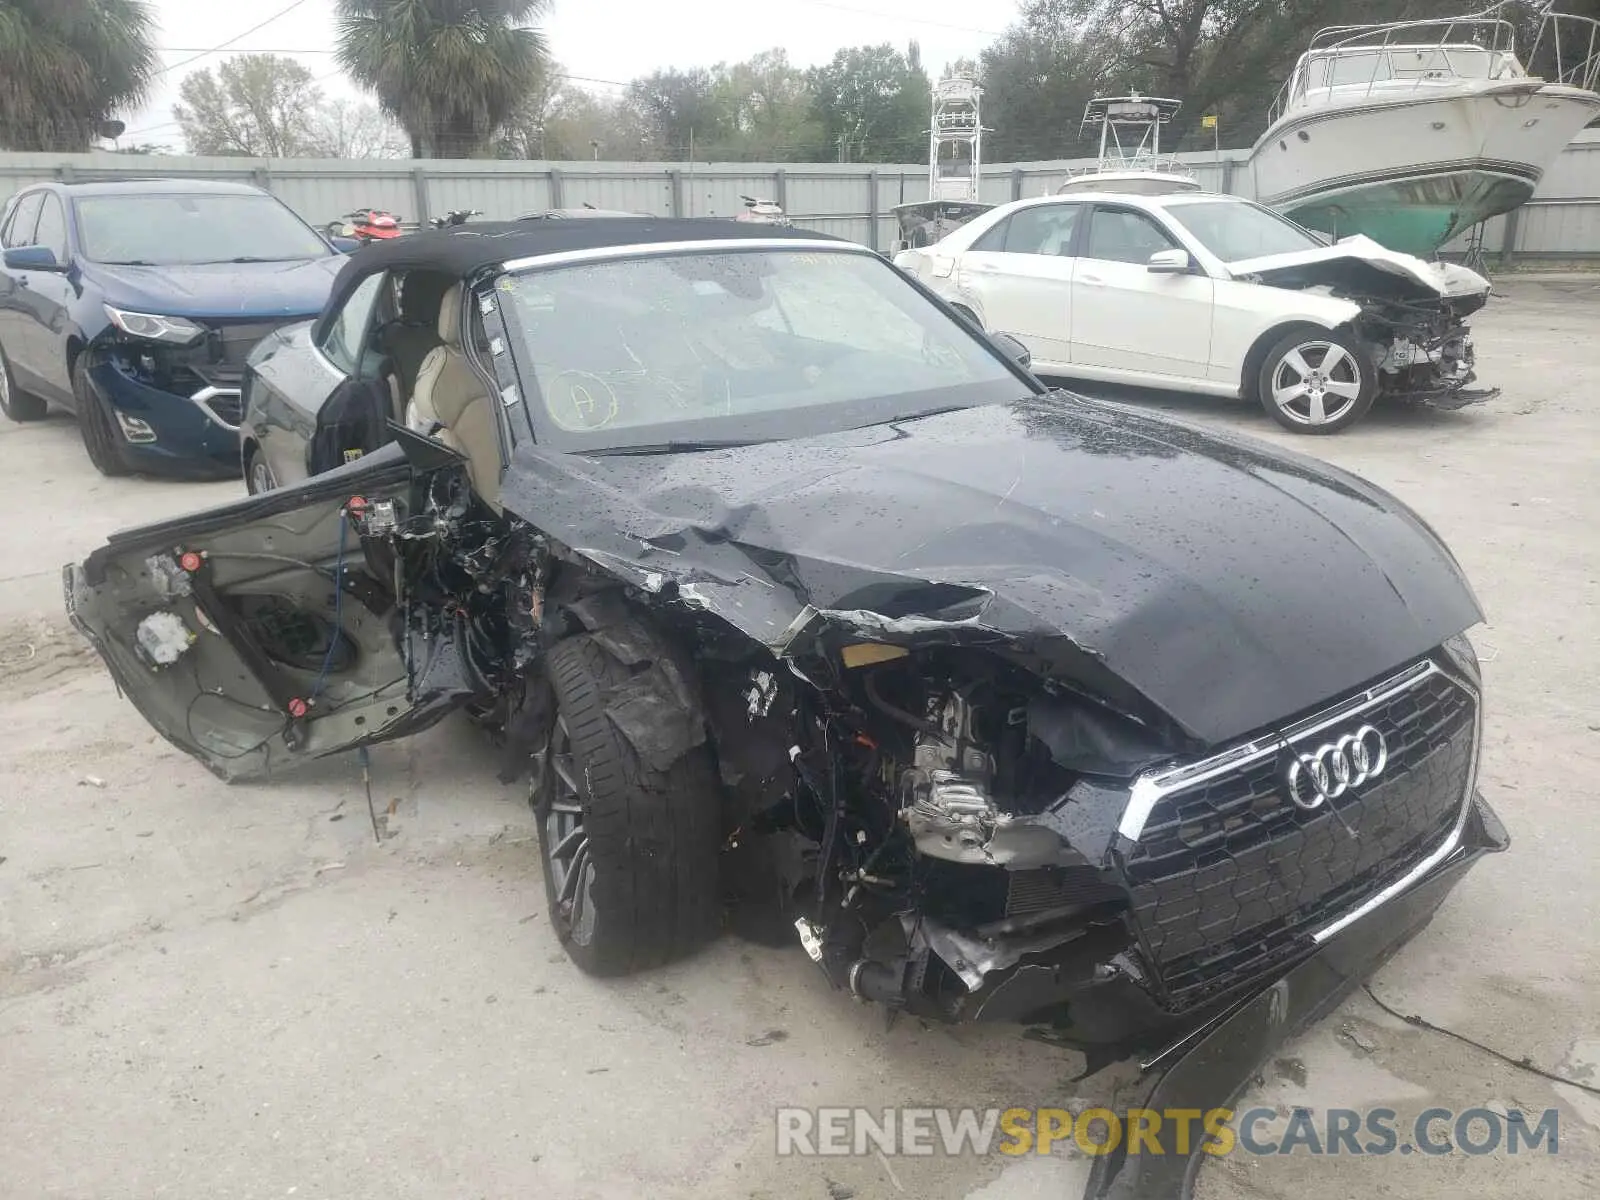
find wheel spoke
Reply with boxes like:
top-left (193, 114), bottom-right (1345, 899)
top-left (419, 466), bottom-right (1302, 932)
top-left (1273, 382), bottom-right (1309, 405)
top-left (1282, 348), bottom-right (1313, 379)
top-left (1319, 344), bottom-right (1349, 375)
top-left (550, 826), bottom-right (585, 860)
top-left (1307, 392), bottom-right (1327, 423)
top-left (551, 754), bottom-right (581, 796)
top-left (1323, 379), bottom-right (1361, 400)
top-left (559, 841), bottom-right (590, 905)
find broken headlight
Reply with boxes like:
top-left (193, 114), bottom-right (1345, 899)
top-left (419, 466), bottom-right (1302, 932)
top-left (104, 305), bottom-right (205, 345)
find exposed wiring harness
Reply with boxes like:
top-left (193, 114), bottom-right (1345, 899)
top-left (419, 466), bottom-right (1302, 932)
top-left (1362, 984), bottom-right (1600, 1098)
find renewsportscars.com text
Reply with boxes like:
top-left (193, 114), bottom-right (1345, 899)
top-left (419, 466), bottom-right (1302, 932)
top-left (775, 1106), bottom-right (1559, 1158)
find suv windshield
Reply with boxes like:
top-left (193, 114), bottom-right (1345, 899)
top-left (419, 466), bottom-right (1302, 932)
top-left (503, 246), bottom-right (1027, 453)
top-left (74, 192), bottom-right (332, 265)
top-left (1167, 200), bottom-right (1323, 263)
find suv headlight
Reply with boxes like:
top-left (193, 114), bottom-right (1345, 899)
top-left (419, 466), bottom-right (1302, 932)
top-left (104, 305), bottom-right (205, 345)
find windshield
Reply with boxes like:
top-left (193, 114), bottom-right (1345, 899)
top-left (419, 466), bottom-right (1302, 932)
top-left (1167, 200), bottom-right (1322, 263)
top-left (502, 246), bottom-right (1028, 453)
top-left (74, 193), bottom-right (333, 265)
top-left (1307, 46), bottom-right (1500, 89)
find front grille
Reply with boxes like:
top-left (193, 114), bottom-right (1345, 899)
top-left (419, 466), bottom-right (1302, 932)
top-left (1118, 663), bottom-right (1475, 1010)
top-left (166, 318), bottom-right (302, 402)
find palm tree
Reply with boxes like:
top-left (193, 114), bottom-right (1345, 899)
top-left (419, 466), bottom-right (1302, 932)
top-left (335, 0), bottom-right (550, 159)
top-left (0, 0), bottom-right (158, 152)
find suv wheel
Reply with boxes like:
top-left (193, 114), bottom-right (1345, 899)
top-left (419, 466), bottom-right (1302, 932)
top-left (73, 360), bottom-right (132, 476)
top-left (0, 343), bottom-right (47, 422)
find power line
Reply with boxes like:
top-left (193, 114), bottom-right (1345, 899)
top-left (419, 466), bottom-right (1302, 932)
top-left (156, 1), bottom-right (316, 76)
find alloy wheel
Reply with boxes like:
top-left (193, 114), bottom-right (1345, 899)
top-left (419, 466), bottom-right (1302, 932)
top-left (535, 714), bottom-right (597, 946)
top-left (248, 456), bottom-right (276, 494)
top-left (1270, 340), bottom-right (1364, 427)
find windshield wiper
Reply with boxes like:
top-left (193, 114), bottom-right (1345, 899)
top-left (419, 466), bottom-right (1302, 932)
top-left (98, 259), bottom-right (157, 266)
top-left (872, 403), bottom-right (976, 426)
top-left (210, 256), bottom-right (293, 264)
top-left (587, 438), bottom-right (766, 456)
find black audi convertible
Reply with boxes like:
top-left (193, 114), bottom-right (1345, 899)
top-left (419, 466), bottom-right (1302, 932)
top-left (64, 219), bottom-right (1504, 1199)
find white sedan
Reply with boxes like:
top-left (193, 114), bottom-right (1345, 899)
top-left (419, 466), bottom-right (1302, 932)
top-left (894, 190), bottom-right (1491, 434)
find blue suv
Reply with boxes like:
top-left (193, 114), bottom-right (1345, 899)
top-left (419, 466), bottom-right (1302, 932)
top-left (0, 179), bottom-right (344, 477)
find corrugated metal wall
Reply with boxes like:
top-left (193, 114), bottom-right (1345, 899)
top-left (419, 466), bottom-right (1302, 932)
top-left (6, 128), bottom-right (1600, 257)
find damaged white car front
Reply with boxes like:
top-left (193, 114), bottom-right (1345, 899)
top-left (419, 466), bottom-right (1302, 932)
top-left (1228, 233), bottom-right (1496, 409)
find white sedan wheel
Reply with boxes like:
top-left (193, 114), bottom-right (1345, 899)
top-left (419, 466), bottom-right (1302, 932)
top-left (1258, 331), bottom-right (1375, 435)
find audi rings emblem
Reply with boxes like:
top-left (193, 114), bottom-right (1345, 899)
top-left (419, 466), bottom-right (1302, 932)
top-left (1284, 725), bottom-right (1388, 810)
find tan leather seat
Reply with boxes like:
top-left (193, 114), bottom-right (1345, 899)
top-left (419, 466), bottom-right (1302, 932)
top-left (411, 283), bottom-right (502, 511)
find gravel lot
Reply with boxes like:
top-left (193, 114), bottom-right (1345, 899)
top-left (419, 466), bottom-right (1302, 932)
top-left (2, 279), bottom-right (1596, 1200)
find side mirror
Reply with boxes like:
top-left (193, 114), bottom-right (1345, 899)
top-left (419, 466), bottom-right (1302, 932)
top-left (1147, 248), bottom-right (1192, 274)
top-left (990, 331), bottom-right (1032, 369)
top-left (330, 236), bottom-right (362, 255)
top-left (4, 245), bottom-right (63, 271)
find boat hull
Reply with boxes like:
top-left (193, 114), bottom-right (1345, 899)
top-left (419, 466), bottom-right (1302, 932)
top-left (1250, 82), bottom-right (1600, 254)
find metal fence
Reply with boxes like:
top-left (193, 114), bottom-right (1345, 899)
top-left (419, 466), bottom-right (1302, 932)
top-left (5, 128), bottom-right (1600, 260)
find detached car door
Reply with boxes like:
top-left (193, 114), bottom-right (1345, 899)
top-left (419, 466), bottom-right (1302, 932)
top-left (63, 442), bottom-right (478, 780)
top-left (953, 203), bottom-right (1082, 367)
top-left (1069, 204), bottom-right (1215, 380)
top-left (247, 270), bottom-right (391, 489)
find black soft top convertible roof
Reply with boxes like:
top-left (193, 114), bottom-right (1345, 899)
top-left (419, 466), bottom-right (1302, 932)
top-left (325, 218), bottom-right (843, 316)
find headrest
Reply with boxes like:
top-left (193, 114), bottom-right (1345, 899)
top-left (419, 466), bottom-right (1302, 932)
top-left (437, 282), bottom-right (463, 347)
top-left (400, 271), bottom-right (452, 324)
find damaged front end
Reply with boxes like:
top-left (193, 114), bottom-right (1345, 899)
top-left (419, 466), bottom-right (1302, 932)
top-left (1235, 236), bottom-right (1499, 410)
top-left (712, 609), bottom-right (1500, 1072)
top-left (1357, 291), bottom-right (1496, 410)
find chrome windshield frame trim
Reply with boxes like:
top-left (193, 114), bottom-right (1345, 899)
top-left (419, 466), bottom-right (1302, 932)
top-left (1117, 659), bottom-right (1437, 842)
top-left (499, 238), bottom-right (868, 274)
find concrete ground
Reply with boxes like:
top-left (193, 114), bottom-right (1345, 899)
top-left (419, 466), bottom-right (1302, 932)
top-left (1, 280), bottom-right (1596, 1199)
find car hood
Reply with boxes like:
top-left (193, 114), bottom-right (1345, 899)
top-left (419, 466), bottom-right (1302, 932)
top-left (80, 256), bottom-right (343, 319)
top-left (1228, 234), bottom-right (1489, 300)
top-left (501, 395), bottom-right (1482, 749)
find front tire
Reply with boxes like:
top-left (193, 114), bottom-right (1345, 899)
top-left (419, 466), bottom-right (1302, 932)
top-left (1256, 328), bottom-right (1375, 434)
top-left (74, 359), bottom-right (132, 476)
top-left (0, 342), bottom-right (47, 422)
top-left (533, 633), bottom-right (721, 976)
top-left (244, 446), bottom-right (276, 494)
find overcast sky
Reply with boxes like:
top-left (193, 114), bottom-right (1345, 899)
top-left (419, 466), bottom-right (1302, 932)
top-left (126, 0), bottom-right (1020, 150)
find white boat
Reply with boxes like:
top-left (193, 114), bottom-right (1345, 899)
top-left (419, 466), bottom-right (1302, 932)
top-left (892, 76), bottom-right (994, 251)
top-left (1056, 94), bottom-right (1203, 196)
top-left (1249, 3), bottom-right (1600, 255)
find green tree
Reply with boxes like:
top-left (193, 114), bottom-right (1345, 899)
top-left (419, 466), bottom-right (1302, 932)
top-left (174, 54), bottom-right (323, 157)
top-left (335, 0), bottom-right (551, 158)
top-left (979, 1), bottom-right (1135, 161)
top-left (0, 0), bottom-right (158, 151)
top-left (497, 71), bottom-right (656, 160)
top-left (807, 42), bottom-right (931, 163)
top-left (711, 50), bottom-right (821, 161)
top-left (627, 67), bottom-right (734, 158)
